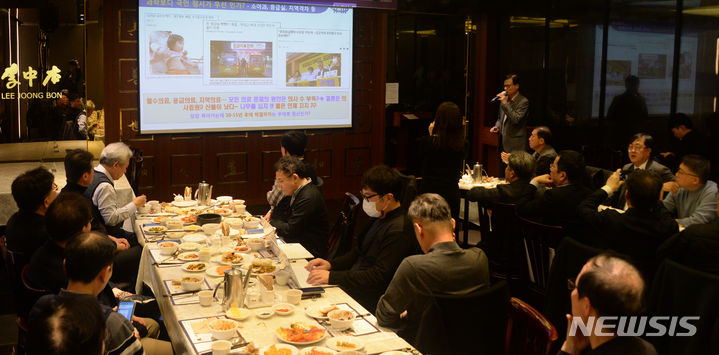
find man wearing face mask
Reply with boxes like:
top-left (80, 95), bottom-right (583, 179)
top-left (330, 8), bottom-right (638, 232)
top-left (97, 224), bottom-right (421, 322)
top-left (305, 165), bottom-right (420, 311)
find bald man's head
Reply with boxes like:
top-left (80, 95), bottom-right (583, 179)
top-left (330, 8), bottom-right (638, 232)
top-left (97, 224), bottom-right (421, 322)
top-left (576, 254), bottom-right (645, 317)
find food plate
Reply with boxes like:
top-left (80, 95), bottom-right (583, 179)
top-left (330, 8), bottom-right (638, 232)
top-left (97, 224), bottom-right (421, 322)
top-left (181, 262), bottom-right (207, 272)
top-left (259, 344), bottom-right (299, 355)
top-left (172, 200), bottom-right (198, 207)
top-left (276, 322), bottom-right (326, 345)
top-left (183, 225), bottom-right (202, 232)
top-left (214, 252), bottom-right (251, 265)
top-left (325, 336), bottom-right (364, 352)
top-left (206, 265), bottom-right (233, 277)
top-left (299, 346), bottom-right (337, 355)
top-left (256, 308), bottom-right (275, 319)
top-left (177, 252), bottom-right (200, 261)
top-left (305, 304), bottom-right (338, 320)
top-left (152, 216), bottom-right (170, 224)
top-left (180, 215), bottom-right (197, 223)
top-left (143, 225), bottom-right (167, 234)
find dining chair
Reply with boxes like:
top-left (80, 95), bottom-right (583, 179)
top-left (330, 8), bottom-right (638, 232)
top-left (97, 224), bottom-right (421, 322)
top-left (476, 202), bottom-right (522, 280)
top-left (518, 216), bottom-right (564, 300)
top-left (647, 259), bottom-right (719, 355)
top-left (543, 237), bottom-right (604, 349)
top-left (415, 280), bottom-right (510, 355)
top-left (504, 297), bottom-right (558, 355)
top-left (325, 192), bottom-right (360, 260)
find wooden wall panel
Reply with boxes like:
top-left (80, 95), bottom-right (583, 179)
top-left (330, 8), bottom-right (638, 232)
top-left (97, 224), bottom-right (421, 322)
top-left (104, 2), bottom-right (386, 204)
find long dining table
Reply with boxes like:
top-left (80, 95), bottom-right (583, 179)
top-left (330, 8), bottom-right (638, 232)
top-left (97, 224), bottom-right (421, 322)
top-left (132, 202), bottom-right (416, 355)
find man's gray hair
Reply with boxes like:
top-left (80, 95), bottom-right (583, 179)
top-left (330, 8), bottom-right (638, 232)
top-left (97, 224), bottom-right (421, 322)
top-left (408, 193), bottom-right (452, 225)
top-left (99, 142), bottom-right (132, 166)
top-left (508, 151), bottom-right (536, 180)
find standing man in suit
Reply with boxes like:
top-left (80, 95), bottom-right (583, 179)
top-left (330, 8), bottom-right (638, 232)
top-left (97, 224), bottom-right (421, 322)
top-left (490, 73), bottom-right (529, 177)
top-left (608, 133), bottom-right (676, 210)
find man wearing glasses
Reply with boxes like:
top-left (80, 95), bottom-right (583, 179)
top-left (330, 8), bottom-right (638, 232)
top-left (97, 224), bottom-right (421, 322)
top-left (608, 133), bottom-right (675, 210)
top-left (6, 167), bottom-right (57, 269)
top-left (490, 73), bottom-right (529, 177)
top-left (306, 165), bottom-right (419, 311)
top-left (662, 155), bottom-right (717, 227)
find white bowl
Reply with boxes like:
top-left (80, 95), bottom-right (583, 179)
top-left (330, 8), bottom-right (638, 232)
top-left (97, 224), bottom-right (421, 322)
top-left (181, 276), bottom-right (203, 291)
top-left (158, 241), bottom-right (178, 255)
top-left (202, 223), bottom-right (222, 235)
top-left (165, 221), bottom-right (184, 231)
top-left (247, 238), bottom-right (265, 251)
top-left (328, 309), bottom-right (356, 330)
top-left (214, 228), bottom-right (241, 238)
top-left (273, 303), bottom-right (295, 316)
top-left (225, 307), bottom-right (252, 321)
top-left (182, 233), bottom-right (207, 244)
top-left (216, 196), bottom-right (233, 204)
top-left (208, 318), bottom-right (239, 340)
top-left (255, 308), bottom-right (274, 319)
top-left (179, 242), bottom-right (200, 251)
top-left (223, 218), bottom-right (244, 230)
top-left (243, 217), bottom-right (261, 229)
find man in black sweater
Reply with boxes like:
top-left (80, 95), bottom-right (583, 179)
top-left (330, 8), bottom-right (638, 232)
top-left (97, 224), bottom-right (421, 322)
top-left (6, 167), bottom-right (57, 277)
top-left (269, 156), bottom-right (329, 258)
top-left (305, 165), bottom-right (419, 311)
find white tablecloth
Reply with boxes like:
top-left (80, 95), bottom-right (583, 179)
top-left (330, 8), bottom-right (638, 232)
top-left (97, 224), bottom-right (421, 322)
top-left (132, 219), bottom-right (413, 354)
top-left (0, 161), bottom-right (134, 225)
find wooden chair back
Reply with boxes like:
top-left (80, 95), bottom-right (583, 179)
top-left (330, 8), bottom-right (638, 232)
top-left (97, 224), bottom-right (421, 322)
top-left (519, 216), bottom-right (564, 295)
top-left (477, 202), bottom-right (521, 279)
top-left (505, 297), bottom-right (558, 355)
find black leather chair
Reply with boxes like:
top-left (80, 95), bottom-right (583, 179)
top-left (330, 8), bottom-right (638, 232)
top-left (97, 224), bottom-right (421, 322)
top-left (415, 280), bottom-right (510, 355)
top-left (325, 192), bottom-right (360, 260)
top-left (476, 202), bottom-right (522, 280)
top-left (648, 259), bottom-right (719, 355)
top-left (543, 237), bottom-right (604, 348)
top-left (519, 217), bottom-right (564, 299)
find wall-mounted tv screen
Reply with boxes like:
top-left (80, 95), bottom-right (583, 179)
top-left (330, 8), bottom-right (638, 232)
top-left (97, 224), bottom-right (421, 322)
top-left (138, 1), bottom-right (353, 134)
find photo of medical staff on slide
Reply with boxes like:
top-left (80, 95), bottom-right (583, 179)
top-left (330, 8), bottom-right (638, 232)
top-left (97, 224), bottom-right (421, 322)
top-left (286, 53), bottom-right (341, 87)
top-left (209, 41), bottom-right (273, 78)
top-left (148, 31), bottom-right (202, 75)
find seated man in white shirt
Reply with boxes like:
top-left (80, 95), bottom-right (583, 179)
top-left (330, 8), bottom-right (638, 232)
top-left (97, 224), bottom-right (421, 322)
top-left (84, 142), bottom-right (146, 285)
top-left (662, 155), bottom-right (718, 228)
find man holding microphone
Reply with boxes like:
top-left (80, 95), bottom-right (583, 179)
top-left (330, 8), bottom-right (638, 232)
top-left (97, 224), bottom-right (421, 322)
top-left (490, 73), bottom-right (529, 176)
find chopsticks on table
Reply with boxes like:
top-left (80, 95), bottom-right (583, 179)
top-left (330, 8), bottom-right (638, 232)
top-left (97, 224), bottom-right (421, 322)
top-left (163, 290), bottom-right (199, 297)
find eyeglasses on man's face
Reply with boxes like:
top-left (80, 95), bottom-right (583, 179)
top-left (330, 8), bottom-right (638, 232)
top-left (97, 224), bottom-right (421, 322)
top-left (627, 144), bottom-right (646, 152)
top-left (360, 191), bottom-right (384, 202)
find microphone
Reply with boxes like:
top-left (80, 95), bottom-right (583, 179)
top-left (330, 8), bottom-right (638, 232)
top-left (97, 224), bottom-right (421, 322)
top-left (490, 91), bottom-right (506, 103)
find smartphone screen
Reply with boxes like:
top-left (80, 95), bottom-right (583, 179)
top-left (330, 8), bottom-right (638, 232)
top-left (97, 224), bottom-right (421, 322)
top-left (117, 301), bottom-right (135, 321)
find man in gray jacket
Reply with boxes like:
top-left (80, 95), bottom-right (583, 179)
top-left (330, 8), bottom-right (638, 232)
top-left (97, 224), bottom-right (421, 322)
top-left (491, 73), bottom-right (529, 176)
top-left (663, 155), bottom-right (718, 227)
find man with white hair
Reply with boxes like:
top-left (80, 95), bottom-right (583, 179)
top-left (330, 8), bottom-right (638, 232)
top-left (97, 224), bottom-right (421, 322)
top-left (85, 142), bottom-right (146, 284)
top-left (559, 254), bottom-right (657, 354)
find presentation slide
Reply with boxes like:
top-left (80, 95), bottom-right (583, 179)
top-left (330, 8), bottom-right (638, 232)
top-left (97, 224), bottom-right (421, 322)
top-left (138, 1), bottom-right (353, 134)
top-left (592, 24), bottom-right (697, 117)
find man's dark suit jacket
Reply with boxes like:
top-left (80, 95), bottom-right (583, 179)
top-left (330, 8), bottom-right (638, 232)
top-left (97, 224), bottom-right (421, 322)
top-left (533, 145), bottom-right (557, 176)
top-left (494, 93), bottom-right (529, 153)
top-left (579, 188), bottom-right (678, 279)
top-left (519, 183), bottom-right (592, 239)
top-left (606, 159), bottom-right (676, 209)
top-left (657, 220), bottom-right (719, 275)
top-left (270, 182), bottom-right (329, 258)
top-left (466, 178), bottom-right (536, 206)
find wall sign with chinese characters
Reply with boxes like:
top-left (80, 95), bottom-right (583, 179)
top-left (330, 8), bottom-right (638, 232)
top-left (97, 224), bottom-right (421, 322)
top-left (0, 63), bottom-right (64, 99)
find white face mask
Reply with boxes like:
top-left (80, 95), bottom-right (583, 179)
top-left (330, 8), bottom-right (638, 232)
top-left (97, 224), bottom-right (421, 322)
top-left (362, 198), bottom-right (382, 218)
